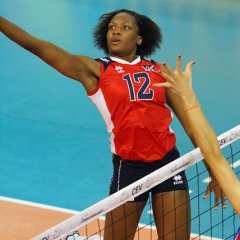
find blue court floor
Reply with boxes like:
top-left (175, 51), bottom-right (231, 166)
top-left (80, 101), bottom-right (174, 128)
top-left (0, 0), bottom-right (240, 239)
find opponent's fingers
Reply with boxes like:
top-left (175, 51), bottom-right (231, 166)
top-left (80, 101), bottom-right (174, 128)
top-left (185, 61), bottom-right (195, 72)
top-left (176, 55), bottom-right (182, 73)
top-left (158, 69), bottom-right (170, 82)
top-left (158, 67), bottom-right (176, 84)
top-left (161, 62), bottom-right (175, 78)
top-left (152, 82), bottom-right (171, 88)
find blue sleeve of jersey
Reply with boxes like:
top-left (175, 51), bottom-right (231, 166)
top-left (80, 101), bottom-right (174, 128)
top-left (95, 57), bottom-right (112, 72)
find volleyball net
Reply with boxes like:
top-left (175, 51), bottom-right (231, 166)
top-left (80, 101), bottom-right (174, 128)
top-left (32, 125), bottom-right (240, 240)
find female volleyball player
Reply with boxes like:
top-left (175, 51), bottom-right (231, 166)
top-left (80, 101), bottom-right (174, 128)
top-left (153, 55), bottom-right (240, 216)
top-left (0, 9), bottom-right (226, 239)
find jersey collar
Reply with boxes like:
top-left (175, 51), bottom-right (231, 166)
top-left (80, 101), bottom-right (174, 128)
top-left (110, 56), bottom-right (141, 65)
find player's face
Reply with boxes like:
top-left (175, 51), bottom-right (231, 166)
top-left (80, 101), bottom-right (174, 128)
top-left (107, 12), bottom-right (142, 61)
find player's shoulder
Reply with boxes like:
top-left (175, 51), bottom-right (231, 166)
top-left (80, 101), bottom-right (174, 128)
top-left (96, 57), bottom-right (113, 66)
top-left (141, 57), bottom-right (158, 66)
top-left (95, 57), bottom-right (114, 71)
top-left (96, 57), bottom-right (112, 63)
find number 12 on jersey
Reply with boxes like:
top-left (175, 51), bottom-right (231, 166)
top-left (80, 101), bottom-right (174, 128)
top-left (123, 72), bottom-right (154, 101)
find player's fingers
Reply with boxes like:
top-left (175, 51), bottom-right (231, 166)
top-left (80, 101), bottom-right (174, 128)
top-left (214, 195), bottom-right (219, 210)
top-left (221, 193), bottom-right (226, 209)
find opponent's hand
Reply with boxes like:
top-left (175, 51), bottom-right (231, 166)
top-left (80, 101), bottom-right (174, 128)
top-left (204, 176), bottom-right (226, 210)
top-left (153, 55), bottom-right (195, 99)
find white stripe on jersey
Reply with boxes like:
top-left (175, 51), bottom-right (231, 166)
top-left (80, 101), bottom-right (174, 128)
top-left (88, 88), bottom-right (116, 154)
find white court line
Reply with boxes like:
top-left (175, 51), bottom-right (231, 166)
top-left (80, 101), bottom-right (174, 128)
top-left (0, 195), bottom-right (80, 215)
top-left (0, 196), bottom-right (223, 240)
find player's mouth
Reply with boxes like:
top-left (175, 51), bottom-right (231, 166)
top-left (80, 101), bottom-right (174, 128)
top-left (112, 39), bottom-right (120, 44)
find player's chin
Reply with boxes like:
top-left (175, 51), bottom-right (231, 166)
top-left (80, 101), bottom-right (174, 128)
top-left (108, 49), bottom-right (124, 57)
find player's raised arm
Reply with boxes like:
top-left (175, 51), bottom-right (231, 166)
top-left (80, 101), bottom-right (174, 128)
top-left (153, 55), bottom-right (240, 216)
top-left (0, 16), bottom-right (100, 92)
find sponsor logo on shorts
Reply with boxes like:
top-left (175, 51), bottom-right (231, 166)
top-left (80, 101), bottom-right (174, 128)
top-left (173, 175), bottom-right (183, 185)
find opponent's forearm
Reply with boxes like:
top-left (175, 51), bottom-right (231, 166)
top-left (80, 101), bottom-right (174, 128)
top-left (181, 93), bottom-right (221, 160)
top-left (182, 93), bottom-right (240, 215)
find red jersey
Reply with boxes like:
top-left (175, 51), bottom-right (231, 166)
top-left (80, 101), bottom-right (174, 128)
top-left (88, 56), bottom-right (176, 162)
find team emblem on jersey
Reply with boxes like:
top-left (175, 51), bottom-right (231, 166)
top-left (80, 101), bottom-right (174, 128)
top-left (115, 66), bottom-right (125, 73)
top-left (141, 65), bottom-right (157, 72)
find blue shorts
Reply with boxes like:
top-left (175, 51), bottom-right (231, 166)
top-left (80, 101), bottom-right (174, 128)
top-left (109, 147), bottom-right (188, 202)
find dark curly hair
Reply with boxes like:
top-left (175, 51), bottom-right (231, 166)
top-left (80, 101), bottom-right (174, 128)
top-left (93, 9), bottom-right (162, 57)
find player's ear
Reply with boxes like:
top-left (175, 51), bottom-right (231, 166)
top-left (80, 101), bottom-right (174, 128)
top-left (137, 36), bottom-right (142, 45)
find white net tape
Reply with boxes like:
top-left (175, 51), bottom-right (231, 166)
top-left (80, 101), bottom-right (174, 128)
top-left (32, 125), bottom-right (240, 240)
